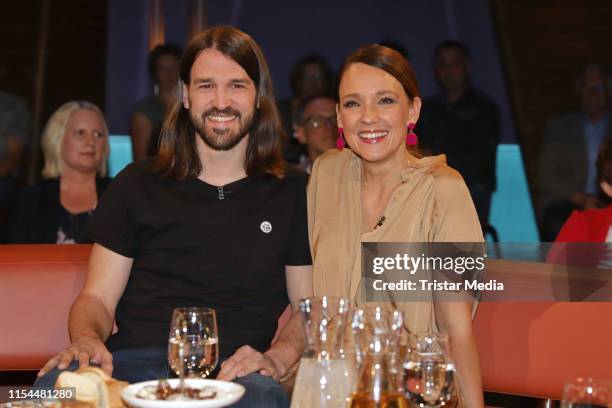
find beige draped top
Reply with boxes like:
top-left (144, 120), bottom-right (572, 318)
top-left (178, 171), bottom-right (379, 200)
top-left (307, 149), bottom-right (484, 334)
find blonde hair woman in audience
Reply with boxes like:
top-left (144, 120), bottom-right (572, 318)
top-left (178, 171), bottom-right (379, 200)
top-left (307, 45), bottom-right (484, 406)
top-left (6, 101), bottom-right (111, 243)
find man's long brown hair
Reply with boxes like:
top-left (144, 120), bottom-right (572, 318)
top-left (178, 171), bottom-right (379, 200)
top-left (153, 25), bottom-right (285, 179)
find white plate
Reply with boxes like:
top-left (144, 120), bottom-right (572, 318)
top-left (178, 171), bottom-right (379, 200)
top-left (121, 379), bottom-right (245, 408)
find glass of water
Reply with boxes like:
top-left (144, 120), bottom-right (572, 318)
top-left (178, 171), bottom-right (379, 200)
top-left (403, 333), bottom-right (457, 407)
top-left (168, 307), bottom-right (219, 379)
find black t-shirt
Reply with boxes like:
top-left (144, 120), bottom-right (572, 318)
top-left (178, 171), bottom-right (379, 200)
top-left (87, 161), bottom-right (311, 357)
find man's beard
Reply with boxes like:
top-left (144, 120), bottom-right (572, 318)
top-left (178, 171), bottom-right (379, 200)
top-left (191, 107), bottom-right (255, 151)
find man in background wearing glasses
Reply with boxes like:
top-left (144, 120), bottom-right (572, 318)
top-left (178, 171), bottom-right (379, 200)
top-left (294, 94), bottom-right (337, 173)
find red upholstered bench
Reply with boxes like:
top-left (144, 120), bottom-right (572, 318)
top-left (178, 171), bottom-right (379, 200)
top-left (2, 245), bottom-right (611, 401)
top-left (474, 259), bottom-right (612, 401)
top-left (0, 245), bottom-right (90, 372)
top-left (474, 301), bottom-right (612, 400)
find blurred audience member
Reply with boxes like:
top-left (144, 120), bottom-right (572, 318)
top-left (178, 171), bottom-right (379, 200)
top-left (294, 94), bottom-right (337, 172)
top-left (556, 139), bottom-right (612, 243)
top-left (0, 92), bottom-right (29, 180)
top-left (278, 54), bottom-right (334, 163)
top-left (6, 101), bottom-right (111, 243)
top-left (0, 58), bottom-right (31, 227)
top-left (130, 43), bottom-right (182, 161)
top-left (537, 64), bottom-right (611, 241)
top-left (548, 140), bottom-right (612, 299)
top-left (418, 40), bottom-right (500, 228)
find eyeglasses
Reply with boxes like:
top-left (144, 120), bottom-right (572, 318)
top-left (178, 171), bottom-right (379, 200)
top-left (302, 115), bottom-right (337, 129)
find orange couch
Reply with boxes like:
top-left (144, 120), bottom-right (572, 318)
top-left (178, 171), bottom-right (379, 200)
top-left (1, 245), bottom-right (611, 400)
top-left (473, 259), bottom-right (612, 400)
top-left (474, 301), bottom-right (612, 400)
top-left (0, 245), bottom-right (90, 371)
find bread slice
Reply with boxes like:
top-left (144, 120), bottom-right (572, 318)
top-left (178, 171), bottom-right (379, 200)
top-left (76, 367), bottom-right (111, 382)
top-left (55, 367), bottom-right (127, 408)
top-left (76, 369), bottom-right (109, 408)
top-left (55, 371), bottom-right (99, 407)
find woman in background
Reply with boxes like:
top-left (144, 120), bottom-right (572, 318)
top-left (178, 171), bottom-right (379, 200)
top-left (307, 45), bottom-right (484, 406)
top-left (547, 139), bottom-right (612, 298)
top-left (6, 100), bottom-right (111, 243)
top-left (556, 139), bottom-right (612, 244)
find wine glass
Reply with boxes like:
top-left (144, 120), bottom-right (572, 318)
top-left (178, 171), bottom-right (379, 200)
top-left (168, 307), bottom-right (219, 381)
top-left (561, 377), bottom-right (612, 408)
top-left (403, 333), bottom-right (457, 407)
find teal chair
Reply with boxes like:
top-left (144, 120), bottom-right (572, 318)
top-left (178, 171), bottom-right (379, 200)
top-left (107, 135), bottom-right (133, 177)
top-left (488, 144), bottom-right (540, 243)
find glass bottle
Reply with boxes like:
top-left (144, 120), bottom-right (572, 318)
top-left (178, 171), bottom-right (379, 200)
top-left (348, 306), bottom-right (408, 408)
top-left (291, 297), bottom-right (355, 408)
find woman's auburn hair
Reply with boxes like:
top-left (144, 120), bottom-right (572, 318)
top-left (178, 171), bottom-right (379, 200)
top-left (153, 25), bottom-right (286, 180)
top-left (338, 44), bottom-right (420, 100)
top-left (41, 100), bottom-right (110, 179)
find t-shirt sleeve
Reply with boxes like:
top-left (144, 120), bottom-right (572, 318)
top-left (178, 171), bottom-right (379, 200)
top-left (306, 157), bottom-right (320, 250)
top-left (284, 174), bottom-right (313, 266)
top-left (430, 167), bottom-right (484, 320)
top-left (87, 165), bottom-right (140, 257)
top-left (431, 168), bottom-right (484, 243)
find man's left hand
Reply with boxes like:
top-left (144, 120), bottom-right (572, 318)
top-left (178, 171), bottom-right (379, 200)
top-left (217, 345), bottom-right (285, 381)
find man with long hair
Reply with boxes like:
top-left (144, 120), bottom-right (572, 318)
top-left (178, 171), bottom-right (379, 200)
top-left (36, 26), bottom-right (312, 407)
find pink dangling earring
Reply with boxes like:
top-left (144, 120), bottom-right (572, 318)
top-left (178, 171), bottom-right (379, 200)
top-left (406, 122), bottom-right (418, 146)
top-left (336, 127), bottom-right (345, 149)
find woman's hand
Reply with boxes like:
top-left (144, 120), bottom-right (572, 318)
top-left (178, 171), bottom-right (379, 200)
top-left (216, 345), bottom-right (285, 381)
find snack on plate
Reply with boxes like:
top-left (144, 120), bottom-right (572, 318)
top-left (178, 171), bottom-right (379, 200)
top-left (54, 367), bottom-right (128, 408)
top-left (135, 379), bottom-right (217, 401)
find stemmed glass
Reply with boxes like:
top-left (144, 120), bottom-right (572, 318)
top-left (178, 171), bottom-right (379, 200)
top-left (403, 333), bottom-right (457, 407)
top-left (561, 378), bottom-right (612, 408)
top-left (168, 307), bottom-right (219, 390)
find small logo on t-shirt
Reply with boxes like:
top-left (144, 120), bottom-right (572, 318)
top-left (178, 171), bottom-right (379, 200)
top-left (260, 221), bottom-right (272, 233)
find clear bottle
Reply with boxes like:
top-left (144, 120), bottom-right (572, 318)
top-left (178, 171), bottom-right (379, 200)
top-left (348, 306), bottom-right (409, 408)
top-left (290, 297), bottom-right (355, 408)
